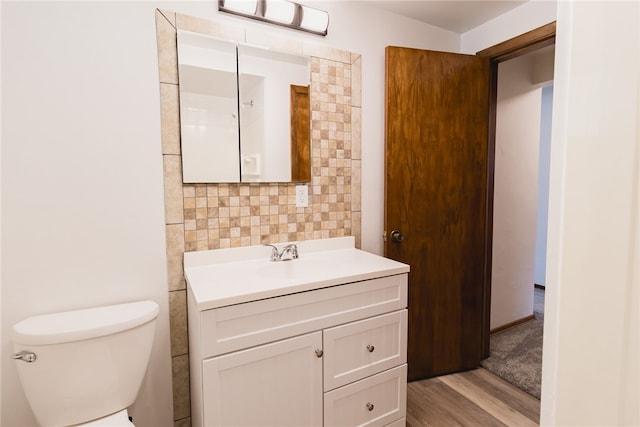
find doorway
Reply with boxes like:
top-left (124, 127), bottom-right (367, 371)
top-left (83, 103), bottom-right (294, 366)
top-left (477, 42), bottom-right (555, 403)
top-left (490, 47), bottom-right (554, 332)
top-left (476, 21), bottom-right (556, 357)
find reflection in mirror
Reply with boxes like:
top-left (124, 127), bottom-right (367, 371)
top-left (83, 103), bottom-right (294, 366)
top-left (176, 30), bottom-right (311, 183)
top-left (237, 45), bottom-right (310, 182)
top-left (290, 84), bottom-right (311, 182)
top-left (177, 31), bottom-right (240, 182)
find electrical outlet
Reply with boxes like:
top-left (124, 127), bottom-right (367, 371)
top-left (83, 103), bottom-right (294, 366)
top-left (295, 185), bottom-right (309, 208)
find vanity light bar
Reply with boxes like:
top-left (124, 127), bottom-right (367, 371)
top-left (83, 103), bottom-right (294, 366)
top-left (264, 0), bottom-right (296, 24)
top-left (219, 0), bottom-right (329, 36)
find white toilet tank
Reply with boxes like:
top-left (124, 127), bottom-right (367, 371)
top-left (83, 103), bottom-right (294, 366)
top-left (11, 300), bottom-right (159, 427)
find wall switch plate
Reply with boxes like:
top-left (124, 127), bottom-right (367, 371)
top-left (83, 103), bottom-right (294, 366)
top-left (295, 185), bottom-right (309, 207)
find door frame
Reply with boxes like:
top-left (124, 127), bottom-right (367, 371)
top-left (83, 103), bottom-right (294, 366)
top-left (476, 22), bottom-right (556, 358)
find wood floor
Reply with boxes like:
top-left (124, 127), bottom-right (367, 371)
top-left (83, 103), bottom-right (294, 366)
top-left (407, 367), bottom-right (540, 426)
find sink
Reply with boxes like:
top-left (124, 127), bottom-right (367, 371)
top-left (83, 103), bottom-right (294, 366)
top-left (184, 236), bottom-right (410, 310)
top-left (254, 257), bottom-right (328, 280)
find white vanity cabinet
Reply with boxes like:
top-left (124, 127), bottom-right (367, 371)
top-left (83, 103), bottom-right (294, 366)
top-left (185, 237), bottom-right (410, 427)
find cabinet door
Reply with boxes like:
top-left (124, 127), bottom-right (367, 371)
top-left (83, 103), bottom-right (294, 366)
top-left (203, 332), bottom-right (323, 426)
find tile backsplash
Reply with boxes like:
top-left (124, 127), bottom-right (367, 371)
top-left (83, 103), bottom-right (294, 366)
top-left (155, 9), bottom-right (362, 427)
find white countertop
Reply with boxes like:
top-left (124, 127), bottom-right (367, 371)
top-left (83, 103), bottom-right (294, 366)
top-left (184, 237), bottom-right (410, 311)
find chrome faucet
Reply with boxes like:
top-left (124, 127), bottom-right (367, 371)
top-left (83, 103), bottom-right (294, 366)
top-left (265, 243), bottom-right (299, 261)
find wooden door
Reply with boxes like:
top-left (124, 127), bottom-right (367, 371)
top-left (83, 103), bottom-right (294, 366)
top-left (384, 46), bottom-right (490, 380)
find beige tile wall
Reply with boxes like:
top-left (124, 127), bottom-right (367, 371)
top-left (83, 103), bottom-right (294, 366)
top-left (155, 9), bottom-right (362, 426)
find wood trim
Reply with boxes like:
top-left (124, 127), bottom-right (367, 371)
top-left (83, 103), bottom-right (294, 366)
top-left (476, 21), bottom-right (556, 63)
top-left (481, 59), bottom-right (499, 360)
top-left (490, 314), bottom-right (536, 335)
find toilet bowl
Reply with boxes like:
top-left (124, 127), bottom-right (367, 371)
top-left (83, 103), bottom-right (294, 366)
top-left (73, 409), bottom-right (132, 426)
top-left (11, 300), bottom-right (159, 427)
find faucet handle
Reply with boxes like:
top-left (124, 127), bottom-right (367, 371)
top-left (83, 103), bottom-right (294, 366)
top-left (264, 244), bottom-right (280, 261)
top-left (284, 243), bottom-right (299, 259)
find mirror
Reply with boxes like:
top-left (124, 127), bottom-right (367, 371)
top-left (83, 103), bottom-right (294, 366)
top-left (177, 30), bottom-right (311, 183)
top-left (177, 32), bottom-right (239, 182)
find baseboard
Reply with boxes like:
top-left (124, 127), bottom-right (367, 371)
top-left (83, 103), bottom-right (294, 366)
top-left (534, 283), bottom-right (545, 290)
top-left (490, 314), bottom-right (536, 335)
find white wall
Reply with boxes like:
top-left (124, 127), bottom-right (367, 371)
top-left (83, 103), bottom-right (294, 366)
top-left (490, 55), bottom-right (541, 329)
top-left (460, 0), bottom-right (557, 55)
top-left (0, 2), bottom-right (3, 421)
top-left (534, 85), bottom-right (553, 286)
top-left (1, 2), bottom-right (182, 425)
top-left (541, 1), bottom-right (640, 424)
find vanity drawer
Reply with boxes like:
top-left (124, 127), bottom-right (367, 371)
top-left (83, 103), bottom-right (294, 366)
top-left (324, 364), bottom-right (407, 427)
top-left (384, 417), bottom-right (406, 427)
top-left (200, 274), bottom-right (408, 357)
top-left (323, 310), bottom-right (407, 391)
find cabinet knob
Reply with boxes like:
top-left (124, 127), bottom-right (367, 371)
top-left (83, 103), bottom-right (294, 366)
top-left (366, 402), bottom-right (374, 411)
top-left (366, 344), bottom-right (375, 352)
top-left (315, 349), bottom-right (323, 358)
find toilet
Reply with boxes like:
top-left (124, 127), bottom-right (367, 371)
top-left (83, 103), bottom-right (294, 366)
top-left (11, 300), bottom-right (159, 427)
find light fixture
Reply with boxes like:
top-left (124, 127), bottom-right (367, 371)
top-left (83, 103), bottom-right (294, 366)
top-left (219, 0), bottom-right (329, 36)
top-left (264, 0), bottom-right (296, 24)
top-left (299, 5), bottom-right (329, 34)
top-left (220, 0), bottom-right (258, 16)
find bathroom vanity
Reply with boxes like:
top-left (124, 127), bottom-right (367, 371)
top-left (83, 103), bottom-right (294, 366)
top-left (184, 237), bottom-right (409, 427)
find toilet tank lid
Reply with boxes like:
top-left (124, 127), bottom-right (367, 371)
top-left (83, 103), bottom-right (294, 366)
top-left (11, 300), bottom-right (159, 346)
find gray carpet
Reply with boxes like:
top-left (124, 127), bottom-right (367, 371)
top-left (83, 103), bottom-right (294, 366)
top-left (481, 312), bottom-right (544, 399)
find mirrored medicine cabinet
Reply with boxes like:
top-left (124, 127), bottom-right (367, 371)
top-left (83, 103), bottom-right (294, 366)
top-left (177, 30), bottom-right (311, 183)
